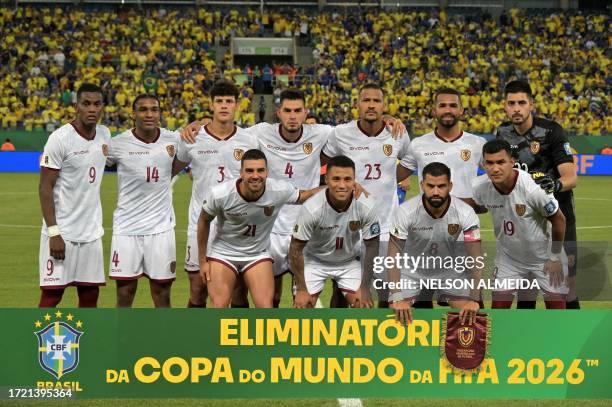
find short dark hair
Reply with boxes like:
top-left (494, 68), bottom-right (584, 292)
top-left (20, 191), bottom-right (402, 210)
top-left (326, 155), bottom-right (355, 173)
top-left (422, 162), bottom-right (451, 181)
top-left (305, 113), bottom-right (318, 123)
top-left (359, 83), bottom-right (384, 97)
top-left (482, 139), bottom-right (512, 157)
top-left (76, 83), bottom-right (103, 101)
top-left (279, 89), bottom-right (305, 105)
top-left (210, 80), bottom-right (239, 100)
top-left (434, 87), bottom-right (462, 104)
top-left (132, 94), bottom-right (161, 111)
top-left (504, 80), bottom-right (533, 99)
top-left (241, 149), bottom-right (267, 167)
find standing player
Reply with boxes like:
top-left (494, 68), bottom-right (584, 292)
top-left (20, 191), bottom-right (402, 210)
top-left (174, 80), bottom-right (257, 308)
top-left (197, 149), bottom-right (323, 308)
top-left (38, 83), bottom-right (111, 307)
top-left (322, 83), bottom-right (412, 307)
top-left (472, 140), bottom-right (568, 309)
top-left (291, 156), bottom-right (381, 308)
top-left (107, 95), bottom-right (179, 307)
top-left (387, 163), bottom-right (482, 325)
top-left (496, 80), bottom-right (578, 309)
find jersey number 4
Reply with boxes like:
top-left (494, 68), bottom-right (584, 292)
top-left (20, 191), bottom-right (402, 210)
top-left (112, 251), bottom-right (120, 267)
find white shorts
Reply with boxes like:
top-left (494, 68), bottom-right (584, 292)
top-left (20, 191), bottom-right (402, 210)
top-left (109, 229), bottom-right (176, 283)
top-left (394, 271), bottom-right (472, 303)
top-left (184, 222), bottom-right (217, 272)
top-left (493, 255), bottom-right (569, 296)
top-left (362, 233), bottom-right (389, 300)
top-left (208, 250), bottom-right (273, 274)
top-left (39, 235), bottom-right (105, 288)
top-left (305, 259), bottom-right (361, 296)
top-left (269, 233), bottom-right (291, 277)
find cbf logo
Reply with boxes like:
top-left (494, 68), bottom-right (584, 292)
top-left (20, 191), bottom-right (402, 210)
top-left (34, 311), bottom-right (83, 379)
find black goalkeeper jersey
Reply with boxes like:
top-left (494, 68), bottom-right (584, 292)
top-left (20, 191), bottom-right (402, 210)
top-left (495, 116), bottom-right (575, 207)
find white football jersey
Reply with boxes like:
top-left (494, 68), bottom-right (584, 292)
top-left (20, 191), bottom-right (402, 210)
top-left (472, 170), bottom-right (560, 267)
top-left (108, 128), bottom-right (179, 235)
top-left (177, 125), bottom-right (257, 235)
top-left (322, 120), bottom-right (411, 234)
top-left (293, 189), bottom-right (381, 265)
top-left (202, 177), bottom-right (300, 257)
top-left (399, 130), bottom-right (485, 199)
top-left (40, 122), bottom-right (111, 242)
top-left (390, 194), bottom-right (481, 274)
top-left (250, 122), bottom-right (332, 234)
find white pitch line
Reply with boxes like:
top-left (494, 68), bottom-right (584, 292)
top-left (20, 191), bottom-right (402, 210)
top-left (575, 197), bottom-right (612, 202)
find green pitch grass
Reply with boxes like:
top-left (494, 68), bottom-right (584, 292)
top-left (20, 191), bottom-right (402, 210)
top-left (0, 173), bottom-right (610, 308)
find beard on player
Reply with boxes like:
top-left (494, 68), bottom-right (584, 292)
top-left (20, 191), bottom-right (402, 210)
top-left (436, 112), bottom-right (459, 129)
top-left (425, 192), bottom-right (449, 208)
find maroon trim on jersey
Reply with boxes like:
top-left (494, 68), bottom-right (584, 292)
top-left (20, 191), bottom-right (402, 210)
top-left (41, 167), bottom-right (60, 172)
top-left (243, 258), bottom-right (274, 273)
top-left (493, 169), bottom-right (519, 195)
top-left (204, 124), bottom-right (237, 141)
top-left (278, 124), bottom-right (304, 143)
top-left (236, 179), bottom-right (266, 202)
top-left (42, 281), bottom-right (107, 289)
top-left (70, 121), bottom-right (96, 141)
top-left (207, 257), bottom-right (239, 274)
top-left (422, 194), bottom-right (451, 219)
top-left (434, 128), bottom-right (463, 143)
top-left (110, 272), bottom-right (176, 283)
top-left (131, 127), bottom-right (160, 144)
top-left (326, 189), bottom-right (353, 213)
top-left (357, 120), bottom-right (385, 138)
top-left (110, 274), bottom-right (143, 281)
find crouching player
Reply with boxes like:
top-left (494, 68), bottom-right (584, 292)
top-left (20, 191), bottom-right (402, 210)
top-left (290, 156), bottom-right (381, 308)
top-left (387, 162), bottom-right (482, 325)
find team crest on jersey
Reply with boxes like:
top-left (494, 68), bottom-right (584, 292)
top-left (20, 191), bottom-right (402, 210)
top-left (460, 149), bottom-right (471, 161)
top-left (166, 145), bottom-right (175, 157)
top-left (233, 149), bottom-right (244, 161)
top-left (383, 144), bottom-right (393, 156)
top-left (303, 142), bottom-right (313, 155)
top-left (530, 141), bottom-right (540, 154)
top-left (447, 223), bottom-right (460, 235)
top-left (349, 221), bottom-right (361, 231)
top-left (264, 206), bottom-right (274, 216)
top-left (101, 144), bottom-right (109, 157)
top-left (515, 204), bottom-right (527, 217)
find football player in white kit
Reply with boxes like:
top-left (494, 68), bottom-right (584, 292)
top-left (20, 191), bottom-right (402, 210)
top-left (107, 95), bottom-right (179, 307)
top-left (396, 87), bottom-right (486, 308)
top-left (38, 83), bottom-right (111, 307)
top-left (291, 156), bottom-right (381, 308)
top-left (197, 149), bottom-right (324, 308)
top-left (322, 83), bottom-right (412, 307)
top-left (173, 80), bottom-right (257, 308)
top-left (386, 162), bottom-right (482, 325)
top-left (472, 139), bottom-right (568, 309)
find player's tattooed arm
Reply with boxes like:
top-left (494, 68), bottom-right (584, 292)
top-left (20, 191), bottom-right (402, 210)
top-left (197, 209), bottom-right (216, 284)
top-left (171, 157), bottom-right (189, 177)
top-left (462, 198), bottom-right (488, 214)
top-left (361, 236), bottom-right (380, 308)
top-left (39, 167), bottom-right (65, 260)
top-left (387, 234), bottom-right (412, 325)
top-left (289, 238), bottom-right (313, 308)
top-left (396, 164), bottom-right (413, 191)
top-left (545, 209), bottom-right (566, 288)
top-left (381, 115), bottom-right (407, 139)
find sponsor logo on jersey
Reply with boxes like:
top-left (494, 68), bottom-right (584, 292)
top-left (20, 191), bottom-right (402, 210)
top-left (266, 144), bottom-right (287, 152)
top-left (515, 204), bottom-right (527, 216)
top-left (264, 206), bottom-right (274, 216)
top-left (101, 144), bottom-right (108, 156)
top-left (233, 149), bottom-right (244, 161)
top-left (349, 146), bottom-right (370, 151)
top-left (303, 142), bottom-right (313, 155)
top-left (424, 151), bottom-right (445, 157)
top-left (370, 222), bottom-right (381, 235)
top-left (349, 220), bottom-right (361, 231)
top-left (458, 326), bottom-right (475, 347)
top-left (460, 149), bottom-right (471, 161)
top-left (166, 145), bottom-right (175, 157)
top-left (530, 141), bottom-right (540, 154)
top-left (383, 144), bottom-right (393, 156)
top-left (447, 223), bottom-right (460, 235)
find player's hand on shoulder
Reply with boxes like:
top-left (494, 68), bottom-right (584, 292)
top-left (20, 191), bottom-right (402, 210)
top-left (49, 235), bottom-right (66, 260)
top-left (180, 120), bottom-right (202, 144)
top-left (529, 171), bottom-right (559, 194)
top-left (293, 289), bottom-right (314, 308)
top-left (382, 116), bottom-right (407, 139)
top-left (391, 299), bottom-right (413, 326)
top-left (459, 300), bottom-right (480, 325)
top-left (398, 178), bottom-right (411, 192)
top-left (353, 182), bottom-right (370, 199)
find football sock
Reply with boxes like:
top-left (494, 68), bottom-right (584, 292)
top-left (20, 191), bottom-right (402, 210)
top-left (517, 301), bottom-right (536, 309)
top-left (544, 300), bottom-right (566, 309)
top-left (77, 286), bottom-right (99, 308)
top-left (492, 300), bottom-right (513, 309)
top-left (39, 288), bottom-right (65, 308)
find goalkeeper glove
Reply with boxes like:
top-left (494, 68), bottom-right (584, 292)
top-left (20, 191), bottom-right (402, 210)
top-left (529, 171), bottom-right (562, 194)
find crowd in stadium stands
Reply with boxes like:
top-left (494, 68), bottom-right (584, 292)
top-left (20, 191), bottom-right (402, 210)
top-left (0, 6), bottom-right (609, 135)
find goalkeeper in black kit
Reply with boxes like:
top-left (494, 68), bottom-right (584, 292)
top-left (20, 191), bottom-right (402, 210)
top-left (495, 80), bottom-right (579, 309)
